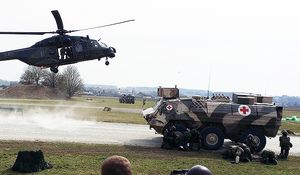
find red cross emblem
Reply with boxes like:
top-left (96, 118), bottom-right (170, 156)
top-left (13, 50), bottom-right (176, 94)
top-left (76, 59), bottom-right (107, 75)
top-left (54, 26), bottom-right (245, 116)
top-left (166, 104), bottom-right (173, 111)
top-left (238, 105), bottom-right (251, 116)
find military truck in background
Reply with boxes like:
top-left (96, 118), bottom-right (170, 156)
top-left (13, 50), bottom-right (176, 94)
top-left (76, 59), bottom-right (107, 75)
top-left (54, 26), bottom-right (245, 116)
top-left (119, 94), bottom-right (135, 104)
top-left (142, 86), bottom-right (283, 151)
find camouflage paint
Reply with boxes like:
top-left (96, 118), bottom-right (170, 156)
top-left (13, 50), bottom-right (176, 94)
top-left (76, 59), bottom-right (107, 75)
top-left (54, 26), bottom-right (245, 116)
top-left (143, 96), bottom-right (282, 139)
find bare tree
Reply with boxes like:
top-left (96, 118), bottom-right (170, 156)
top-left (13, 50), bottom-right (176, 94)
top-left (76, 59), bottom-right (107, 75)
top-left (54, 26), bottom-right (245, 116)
top-left (61, 66), bottom-right (83, 98)
top-left (42, 70), bottom-right (61, 88)
top-left (20, 66), bottom-right (47, 86)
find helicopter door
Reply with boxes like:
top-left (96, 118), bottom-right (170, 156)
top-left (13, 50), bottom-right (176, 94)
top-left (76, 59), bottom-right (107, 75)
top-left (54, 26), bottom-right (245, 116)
top-left (58, 46), bottom-right (73, 60)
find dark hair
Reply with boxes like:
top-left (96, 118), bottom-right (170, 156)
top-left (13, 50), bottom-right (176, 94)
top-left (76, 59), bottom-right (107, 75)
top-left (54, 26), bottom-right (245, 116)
top-left (101, 155), bottom-right (132, 175)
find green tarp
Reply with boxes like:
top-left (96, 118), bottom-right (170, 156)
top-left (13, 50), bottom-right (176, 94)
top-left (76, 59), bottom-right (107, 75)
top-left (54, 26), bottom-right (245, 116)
top-left (282, 116), bottom-right (300, 122)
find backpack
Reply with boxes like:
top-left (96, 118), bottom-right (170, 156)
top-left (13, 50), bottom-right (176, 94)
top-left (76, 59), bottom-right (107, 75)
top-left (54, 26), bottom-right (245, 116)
top-left (280, 136), bottom-right (291, 147)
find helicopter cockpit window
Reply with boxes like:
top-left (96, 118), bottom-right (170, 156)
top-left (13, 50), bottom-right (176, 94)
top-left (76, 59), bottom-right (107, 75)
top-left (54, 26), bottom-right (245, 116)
top-left (90, 40), bottom-right (100, 48)
top-left (99, 42), bottom-right (108, 48)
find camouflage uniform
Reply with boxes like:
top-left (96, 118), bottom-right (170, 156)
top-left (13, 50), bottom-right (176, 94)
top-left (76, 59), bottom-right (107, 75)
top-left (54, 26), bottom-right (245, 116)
top-left (174, 127), bottom-right (192, 151)
top-left (279, 130), bottom-right (293, 159)
top-left (223, 144), bottom-right (252, 164)
top-left (237, 143), bottom-right (252, 162)
top-left (245, 134), bottom-right (258, 153)
top-left (161, 126), bottom-right (176, 149)
top-left (231, 146), bottom-right (244, 164)
top-left (261, 150), bottom-right (278, 165)
top-left (180, 129), bottom-right (192, 151)
top-left (189, 129), bottom-right (202, 151)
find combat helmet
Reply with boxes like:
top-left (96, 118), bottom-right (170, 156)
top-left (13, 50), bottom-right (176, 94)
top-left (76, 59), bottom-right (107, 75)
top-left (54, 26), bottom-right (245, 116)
top-left (187, 165), bottom-right (212, 175)
top-left (281, 130), bottom-right (288, 136)
top-left (246, 134), bottom-right (254, 141)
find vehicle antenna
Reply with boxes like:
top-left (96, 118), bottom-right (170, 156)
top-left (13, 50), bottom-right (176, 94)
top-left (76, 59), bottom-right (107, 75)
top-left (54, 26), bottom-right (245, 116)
top-left (207, 67), bottom-right (211, 99)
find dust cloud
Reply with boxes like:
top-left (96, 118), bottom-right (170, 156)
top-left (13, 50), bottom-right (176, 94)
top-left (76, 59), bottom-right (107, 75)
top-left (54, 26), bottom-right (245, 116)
top-left (0, 107), bottom-right (96, 131)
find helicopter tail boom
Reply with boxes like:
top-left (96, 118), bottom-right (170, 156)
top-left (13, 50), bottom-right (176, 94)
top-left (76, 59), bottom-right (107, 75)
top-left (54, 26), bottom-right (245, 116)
top-left (0, 48), bottom-right (35, 63)
top-left (0, 51), bottom-right (19, 61)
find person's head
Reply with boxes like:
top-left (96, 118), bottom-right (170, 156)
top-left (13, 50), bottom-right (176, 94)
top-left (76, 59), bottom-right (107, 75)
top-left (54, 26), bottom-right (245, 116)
top-left (187, 165), bottom-right (212, 175)
top-left (281, 129), bottom-right (288, 136)
top-left (101, 155), bottom-right (132, 175)
top-left (247, 134), bottom-right (254, 141)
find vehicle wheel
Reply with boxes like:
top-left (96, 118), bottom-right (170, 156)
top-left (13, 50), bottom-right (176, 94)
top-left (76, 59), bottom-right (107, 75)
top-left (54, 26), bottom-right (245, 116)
top-left (201, 127), bottom-right (224, 150)
top-left (240, 128), bottom-right (266, 152)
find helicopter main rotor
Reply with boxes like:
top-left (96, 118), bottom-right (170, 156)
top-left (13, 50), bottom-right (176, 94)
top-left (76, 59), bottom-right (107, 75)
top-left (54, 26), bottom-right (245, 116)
top-left (0, 10), bottom-right (134, 36)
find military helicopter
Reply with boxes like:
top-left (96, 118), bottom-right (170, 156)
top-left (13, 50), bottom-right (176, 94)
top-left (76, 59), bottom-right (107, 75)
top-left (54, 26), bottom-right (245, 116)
top-left (0, 10), bottom-right (134, 73)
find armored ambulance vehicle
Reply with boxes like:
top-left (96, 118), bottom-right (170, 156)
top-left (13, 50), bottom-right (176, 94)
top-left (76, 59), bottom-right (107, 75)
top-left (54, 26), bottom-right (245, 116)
top-left (142, 87), bottom-right (282, 151)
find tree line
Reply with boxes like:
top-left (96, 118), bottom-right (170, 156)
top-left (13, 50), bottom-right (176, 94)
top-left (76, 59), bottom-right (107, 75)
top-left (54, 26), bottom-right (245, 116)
top-left (20, 65), bottom-right (83, 98)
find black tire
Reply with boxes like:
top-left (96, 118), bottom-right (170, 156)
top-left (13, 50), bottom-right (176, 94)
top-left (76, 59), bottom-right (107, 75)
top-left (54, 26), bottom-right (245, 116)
top-left (201, 127), bottom-right (224, 150)
top-left (240, 128), bottom-right (266, 152)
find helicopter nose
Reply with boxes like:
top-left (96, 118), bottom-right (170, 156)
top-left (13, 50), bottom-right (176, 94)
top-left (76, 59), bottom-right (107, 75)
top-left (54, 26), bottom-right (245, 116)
top-left (107, 47), bottom-right (116, 58)
top-left (110, 47), bottom-right (116, 53)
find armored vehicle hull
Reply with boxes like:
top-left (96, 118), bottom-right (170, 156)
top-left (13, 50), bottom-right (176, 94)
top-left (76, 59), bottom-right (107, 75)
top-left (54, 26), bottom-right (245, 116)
top-left (142, 88), bottom-right (282, 151)
top-left (119, 94), bottom-right (135, 104)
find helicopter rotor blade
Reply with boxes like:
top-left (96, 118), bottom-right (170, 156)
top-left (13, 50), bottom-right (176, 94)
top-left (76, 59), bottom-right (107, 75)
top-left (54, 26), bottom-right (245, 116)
top-left (51, 10), bottom-right (64, 31)
top-left (69, 19), bottom-right (135, 33)
top-left (0, 31), bottom-right (56, 35)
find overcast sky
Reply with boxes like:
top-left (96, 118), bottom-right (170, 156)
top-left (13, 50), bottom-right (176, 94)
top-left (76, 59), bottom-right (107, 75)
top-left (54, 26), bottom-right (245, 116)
top-left (0, 0), bottom-right (300, 96)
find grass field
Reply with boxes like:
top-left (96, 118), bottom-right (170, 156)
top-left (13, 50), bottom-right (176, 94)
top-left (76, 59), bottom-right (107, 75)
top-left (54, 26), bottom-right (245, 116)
top-left (0, 96), bottom-right (152, 125)
top-left (0, 96), bottom-right (156, 109)
top-left (0, 141), bottom-right (299, 175)
top-left (281, 108), bottom-right (300, 133)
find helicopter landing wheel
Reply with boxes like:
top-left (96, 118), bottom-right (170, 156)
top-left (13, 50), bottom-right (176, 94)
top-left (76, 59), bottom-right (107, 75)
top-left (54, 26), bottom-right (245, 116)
top-left (50, 66), bottom-right (59, 73)
top-left (105, 60), bottom-right (110, 66)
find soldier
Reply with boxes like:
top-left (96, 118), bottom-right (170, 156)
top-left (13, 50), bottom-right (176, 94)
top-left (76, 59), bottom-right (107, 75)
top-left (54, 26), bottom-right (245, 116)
top-left (178, 128), bottom-right (192, 151)
top-left (161, 125), bottom-right (176, 149)
top-left (174, 130), bottom-right (184, 149)
top-left (279, 130), bottom-right (293, 159)
top-left (244, 134), bottom-right (258, 153)
top-left (211, 94), bottom-right (215, 100)
top-left (237, 143), bottom-right (252, 162)
top-left (189, 129), bottom-right (202, 151)
top-left (65, 47), bottom-right (71, 59)
top-left (222, 145), bottom-right (243, 164)
top-left (142, 98), bottom-right (146, 106)
top-left (260, 150), bottom-right (278, 165)
top-left (223, 144), bottom-right (252, 164)
top-left (221, 94), bottom-right (225, 99)
top-left (60, 47), bottom-right (66, 60)
top-left (232, 145), bottom-right (244, 164)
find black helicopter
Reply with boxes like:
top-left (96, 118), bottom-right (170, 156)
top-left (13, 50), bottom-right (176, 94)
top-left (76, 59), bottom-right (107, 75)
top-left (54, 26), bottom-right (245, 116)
top-left (0, 10), bottom-right (134, 73)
